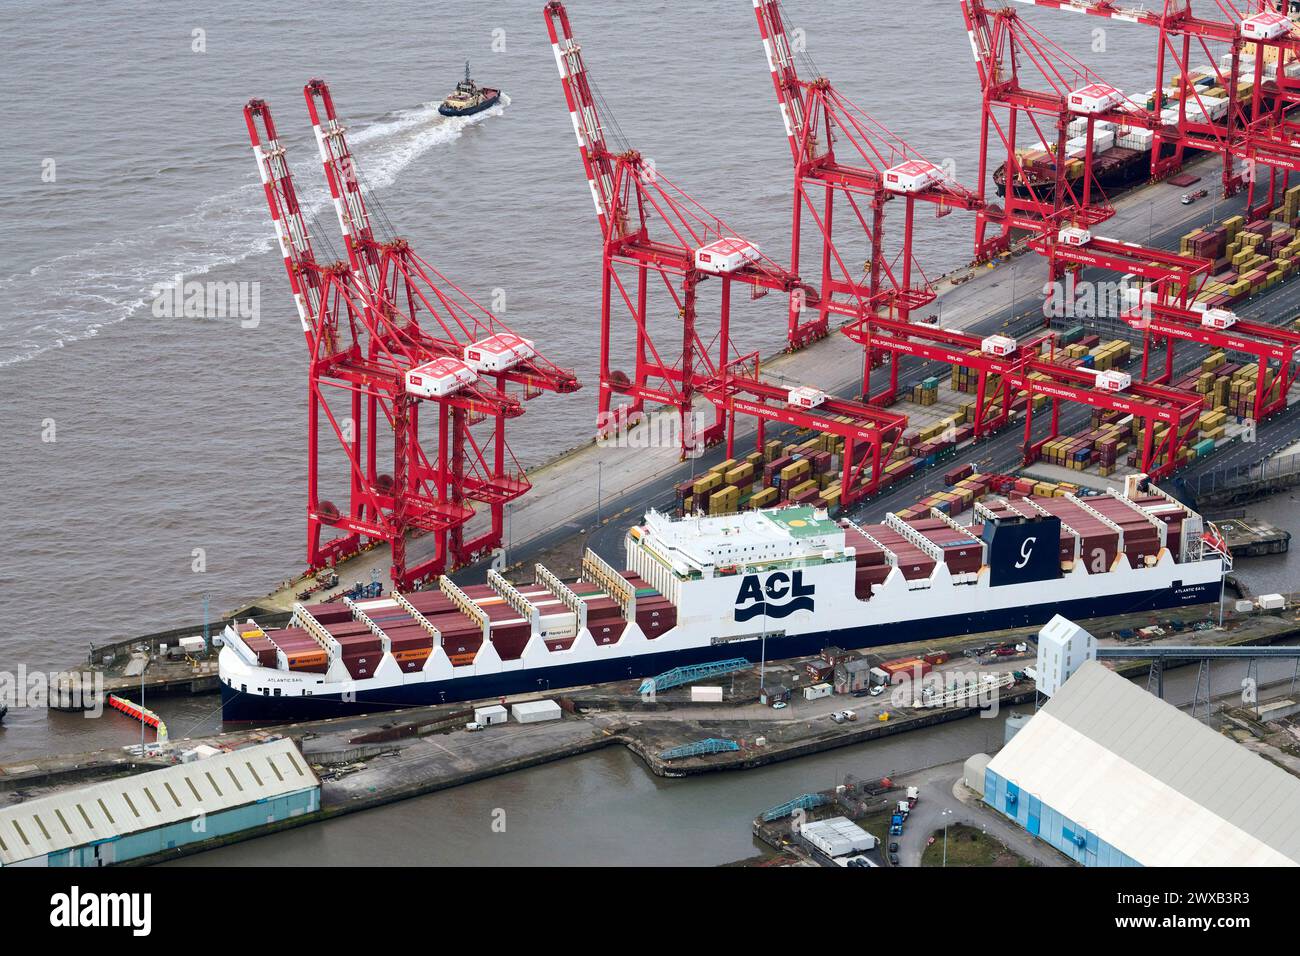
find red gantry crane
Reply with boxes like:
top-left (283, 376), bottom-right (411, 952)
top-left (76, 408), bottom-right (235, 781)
top-left (753, 0), bottom-right (986, 348)
top-left (245, 86), bottom-right (577, 589)
top-left (1009, 0), bottom-right (1300, 214)
top-left (543, 0), bottom-right (909, 505)
top-left (961, 0), bottom-right (1133, 261)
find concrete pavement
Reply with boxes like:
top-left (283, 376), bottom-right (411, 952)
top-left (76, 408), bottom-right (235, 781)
top-left (892, 760), bottom-right (1069, 867)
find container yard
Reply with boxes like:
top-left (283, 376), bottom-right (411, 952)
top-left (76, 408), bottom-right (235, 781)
top-left (12, 0), bottom-right (1300, 894)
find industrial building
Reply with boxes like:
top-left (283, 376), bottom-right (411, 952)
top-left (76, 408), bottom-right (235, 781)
top-left (800, 816), bottom-right (877, 858)
top-left (0, 738), bottom-right (319, 867)
top-left (984, 660), bottom-right (1300, 866)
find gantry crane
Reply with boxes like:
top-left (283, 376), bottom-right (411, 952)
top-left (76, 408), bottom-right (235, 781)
top-left (543, 0), bottom-right (910, 504)
top-left (752, 0), bottom-right (985, 349)
top-left (1011, 0), bottom-right (1300, 215)
top-left (245, 87), bottom-right (577, 588)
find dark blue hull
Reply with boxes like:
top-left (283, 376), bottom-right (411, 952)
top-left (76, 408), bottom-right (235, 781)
top-left (438, 94), bottom-right (500, 117)
top-left (221, 580), bottom-right (1219, 724)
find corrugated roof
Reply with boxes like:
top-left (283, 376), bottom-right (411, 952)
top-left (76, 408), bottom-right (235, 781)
top-left (988, 660), bottom-right (1300, 866)
top-left (0, 738), bottom-right (317, 865)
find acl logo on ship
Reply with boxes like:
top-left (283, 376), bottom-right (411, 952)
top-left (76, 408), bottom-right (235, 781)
top-left (734, 570), bottom-right (815, 622)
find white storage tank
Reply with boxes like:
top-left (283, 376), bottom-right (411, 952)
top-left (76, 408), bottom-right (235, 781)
top-left (1005, 711), bottom-right (1031, 745)
top-left (405, 356), bottom-right (478, 398)
top-left (474, 704), bottom-right (508, 726)
top-left (511, 699), bottom-right (562, 724)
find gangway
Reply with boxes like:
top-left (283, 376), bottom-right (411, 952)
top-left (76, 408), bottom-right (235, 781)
top-left (638, 657), bottom-right (751, 695)
top-left (761, 792), bottom-right (831, 822)
top-left (658, 738), bottom-right (741, 761)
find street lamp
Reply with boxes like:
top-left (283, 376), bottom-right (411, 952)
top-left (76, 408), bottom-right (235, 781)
top-left (941, 808), bottom-right (954, 868)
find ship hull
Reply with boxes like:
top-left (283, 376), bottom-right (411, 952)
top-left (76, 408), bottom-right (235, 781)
top-left (438, 93), bottom-right (500, 117)
top-left (220, 578), bottom-right (1219, 723)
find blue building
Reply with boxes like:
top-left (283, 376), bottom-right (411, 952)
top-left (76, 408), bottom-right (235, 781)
top-left (984, 660), bottom-right (1300, 867)
top-left (0, 738), bottom-right (319, 867)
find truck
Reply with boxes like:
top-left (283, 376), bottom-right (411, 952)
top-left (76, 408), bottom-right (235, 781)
top-left (906, 786), bottom-right (920, 808)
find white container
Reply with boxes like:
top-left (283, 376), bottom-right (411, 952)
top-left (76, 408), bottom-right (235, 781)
top-left (1258, 594), bottom-right (1287, 611)
top-left (883, 159), bottom-right (945, 194)
top-left (1092, 131), bottom-right (1115, 154)
top-left (474, 704), bottom-right (508, 726)
top-left (1095, 370), bottom-right (1132, 393)
top-left (691, 685), bottom-right (724, 703)
top-left (1059, 226), bottom-right (1091, 247)
top-left (1202, 308), bottom-right (1238, 330)
top-left (694, 237), bottom-right (760, 274)
top-left (787, 385), bottom-right (828, 409)
top-left (463, 332), bottom-right (536, 374)
top-left (511, 699), bottom-right (562, 723)
top-left (405, 356), bottom-right (478, 398)
top-left (1241, 10), bottom-right (1291, 40)
top-left (803, 682), bottom-right (833, 701)
top-left (1068, 82), bottom-right (1125, 114)
top-left (1234, 599), bottom-right (1255, 614)
top-left (178, 635), bottom-right (206, 653)
top-left (981, 334), bottom-right (1017, 357)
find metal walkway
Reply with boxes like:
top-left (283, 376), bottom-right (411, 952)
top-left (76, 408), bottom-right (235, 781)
top-left (657, 738), bottom-right (740, 761)
top-left (1097, 644), bottom-right (1300, 717)
top-left (761, 792), bottom-right (830, 822)
top-left (638, 657), bottom-right (750, 695)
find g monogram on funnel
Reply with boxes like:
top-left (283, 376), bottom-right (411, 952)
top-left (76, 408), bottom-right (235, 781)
top-left (734, 570), bottom-right (815, 622)
top-left (1015, 536), bottom-right (1037, 569)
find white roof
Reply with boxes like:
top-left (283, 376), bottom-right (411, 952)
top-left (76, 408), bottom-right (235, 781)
top-left (987, 661), bottom-right (1300, 866)
top-left (0, 738), bottom-right (317, 865)
top-left (512, 699), bottom-right (561, 716)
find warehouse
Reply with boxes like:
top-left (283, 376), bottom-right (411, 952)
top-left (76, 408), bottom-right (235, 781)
top-left (0, 738), bottom-right (319, 867)
top-left (984, 660), bottom-right (1300, 866)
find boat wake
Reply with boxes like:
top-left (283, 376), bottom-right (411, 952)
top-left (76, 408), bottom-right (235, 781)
top-left (0, 95), bottom-right (511, 369)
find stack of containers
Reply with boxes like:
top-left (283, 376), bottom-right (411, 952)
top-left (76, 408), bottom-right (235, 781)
top-left (326, 619), bottom-right (384, 679)
top-left (570, 580), bottom-right (626, 645)
top-left (461, 583), bottom-right (533, 661)
top-left (238, 623), bottom-right (279, 668)
top-left (269, 626), bottom-right (329, 674)
top-left (866, 523), bottom-right (935, 580)
top-left (406, 590), bottom-right (483, 666)
top-left (1090, 496), bottom-right (1163, 566)
top-left (624, 572), bottom-right (677, 638)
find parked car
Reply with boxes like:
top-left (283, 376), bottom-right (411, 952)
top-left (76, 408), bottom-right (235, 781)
top-left (465, 722), bottom-right (484, 732)
top-left (771, 701), bottom-right (788, 710)
top-left (889, 853), bottom-right (900, 865)
top-left (842, 709), bottom-right (858, 721)
top-left (868, 684), bottom-right (885, 696)
top-left (888, 841), bottom-right (899, 853)
top-left (830, 712), bottom-right (846, 724)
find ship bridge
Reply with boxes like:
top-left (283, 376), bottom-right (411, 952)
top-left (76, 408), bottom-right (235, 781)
top-left (633, 506), bottom-right (849, 579)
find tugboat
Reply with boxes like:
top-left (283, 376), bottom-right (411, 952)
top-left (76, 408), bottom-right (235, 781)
top-left (438, 61), bottom-right (501, 117)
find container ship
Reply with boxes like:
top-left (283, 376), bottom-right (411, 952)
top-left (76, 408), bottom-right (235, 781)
top-left (998, 55), bottom-right (1300, 201)
top-left (219, 484), bottom-right (1225, 722)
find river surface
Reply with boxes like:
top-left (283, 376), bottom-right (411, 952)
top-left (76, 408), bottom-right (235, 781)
top-left (1, 0), bottom-right (1289, 864)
